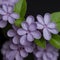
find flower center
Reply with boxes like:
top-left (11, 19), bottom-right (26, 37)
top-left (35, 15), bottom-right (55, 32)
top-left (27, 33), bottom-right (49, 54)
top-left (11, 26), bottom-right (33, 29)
top-left (44, 24), bottom-right (47, 28)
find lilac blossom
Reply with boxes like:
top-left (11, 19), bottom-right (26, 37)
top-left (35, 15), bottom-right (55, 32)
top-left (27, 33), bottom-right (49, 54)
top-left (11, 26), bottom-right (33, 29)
top-left (33, 44), bottom-right (58, 60)
top-left (36, 13), bottom-right (58, 40)
top-left (17, 16), bottom-right (41, 45)
top-left (7, 25), bottom-right (32, 46)
top-left (0, 0), bottom-right (18, 6)
top-left (7, 25), bottom-right (20, 44)
top-left (0, 4), bottom-right (19, 25)
top-left (1, 41), bottom-right (34, 60)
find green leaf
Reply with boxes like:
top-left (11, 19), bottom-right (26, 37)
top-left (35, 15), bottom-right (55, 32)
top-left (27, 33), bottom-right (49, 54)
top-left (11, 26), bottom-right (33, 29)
top-left (14, 18), bottom-right (24, 27)
top-left (14, 0), bottom-right (27, 18)
top-left (34, 38), bottom-right (46, 48)
top-left (49, 34), bottom-right (60, 49)
top-left (51, 12), bottom-right (60, 31)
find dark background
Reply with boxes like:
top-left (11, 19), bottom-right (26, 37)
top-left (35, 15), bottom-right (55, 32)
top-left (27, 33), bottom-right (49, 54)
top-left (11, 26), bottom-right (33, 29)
top-left (0, 0), bottom-right (60, 60)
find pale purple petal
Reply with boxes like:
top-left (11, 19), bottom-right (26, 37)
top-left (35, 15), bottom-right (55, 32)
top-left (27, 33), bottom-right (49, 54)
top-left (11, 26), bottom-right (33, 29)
top-left (37, 15), bottom-right (44, 25)
top-left (35, 51), bottom-right (43, 58)
top-left (8, 16), bottom-right (15, 24)
top-left (36, 22), bottom-right (44, 29)
top-left (44, 13), bottom-right (51, 25)
top-left (0, 20), bottom-right (7, 28)
top-left (2, 4), bottom-right (7, 12)
top-left (10, 13), bottom-right (19, 19)
top-left (43, 54), bottom-right (48, 60)
top-left (20, 50), bottom-right (28, 58)
top-left (0, 9), bottom-right (6, 15)
top-left (8, 6), bottom-right (13, 13)
top-left (43, 28), bottom-right (51, 40)
top-left (25, 46), bottom-right (33, 53)
top-left (12, 25), bottom-right (18, 31)
top-left (12, 35), bottom-right (20, 44)
top-left (10, 44), bottom-right (18, 50)
top-left (31, 31), bottom-right (41, 39)
top-left (20, 35), bottom-right (27, 45)
top-left (27, 33), bottom-right (34, 42)
top-left (2, 15), bottom-right (8, 21)
top-left (7, 29), bottom-right (16, 37)
top-left (46, 52), bottom-right (53, 59)
top-left (10, 0), bottom-right (18, 4)
top-left (21, 22), bottom-right (28, 30)
top-left (29, 23), bottom-right (37, 31)
top-left (15, 52), bottom-right (23, 60)
top-left (47, 22), bottom-right (56, 29)
top-left (6, 51), bottom-right (16, 60)
top-left (17, 28), bottom-right (27, 35)
top-left (48, 28), bottom-right (58, 34)
top-left (26, 16), bottom-right (34, 25)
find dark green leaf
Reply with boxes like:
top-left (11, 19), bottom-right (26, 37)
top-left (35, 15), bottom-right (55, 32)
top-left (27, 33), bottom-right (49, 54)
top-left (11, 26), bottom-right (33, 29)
top-left (14, 18), bottom-right (24, 27)
top-left (51, 12), bottom-right (60, 31)
top-left (49, 34), bottom-right (60, 49)
top-left (34, 38), bottom-right (46, 48)
top-left (14, 0), bottom-right (27, 17)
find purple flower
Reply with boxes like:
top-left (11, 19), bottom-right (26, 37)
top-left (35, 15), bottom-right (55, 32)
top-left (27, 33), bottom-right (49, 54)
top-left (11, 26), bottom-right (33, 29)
top-left (1, 41), bottom-right (34, 60)
top-left (7, 25), bottom-right (32, 46)
top-left (0, 4), bottom-right (19, 25)
top-left (17, 16), bottom-right (41, 45)
top-left (33, 44), bottom-right (58, 60)
top-left (7, 25), bottom-right (20, 44)
top-left (36, 13), bottom-right (58, 40)
top-left (0, 0), bottom-right (18, 6)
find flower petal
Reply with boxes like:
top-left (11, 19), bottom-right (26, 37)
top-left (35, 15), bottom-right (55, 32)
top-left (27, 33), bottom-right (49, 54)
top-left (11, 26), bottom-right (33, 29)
top-left (0, 20), bottom-right (7, 28)
top-left (43, 28), bottom-right (51, 40)
top-left (37, 15), bottom-right (44, 25)
top-left (7, 29), bottom-right (16, 37)
top-left (27, 33), bottom-right (34, 42)
top-left (20, 35), bottom-right (28, 45)
top-left (47, 22), bottom-right (56, 29)
top-left (2, 4), bottom-right (7, 12)
top-left (25, 46), bottom-right (33, 53)
top-left (21, 22), bottom-right (28, 30)
top-left (29, 23), bottom-right (37, 31)
top-left (36, 22), bottom-right (44, 29)
top-left (10, 0), bottom-right (18, 4)
top-left (8, 16), bottom-right (15, 24)
top-left (2, 15), bottom-right (8, 21)
top-left (31, 31), bottom-right (41, 39)
top-left (48, 28), bottom-right (58, 34)
top-left (43, 54), bottom-right (48, 60)
top-left (0, 9), bottom-right (6, 15)
top-left (12, 35), bottom-right (20, 44)
top-left (26, 16), bottom-right (34, 25)
top-left (20, 50), bottom-right (28, 58)
top-left (6, 51), bottom-right (16, 60)
top-left (15, 52), bottom-right (23, 60)
top-left (10, 13), bottom-right (19, 19)
top-left (10, 44), bottom-right (18, 50)
top-left (44, 13), bottom-right (51, 25)
top-left (8, 6), bottom-right (13, 13)
top-left (17, 28), bottom-right (27, 35)
top-left (35, 51), bottom-right (43, 58)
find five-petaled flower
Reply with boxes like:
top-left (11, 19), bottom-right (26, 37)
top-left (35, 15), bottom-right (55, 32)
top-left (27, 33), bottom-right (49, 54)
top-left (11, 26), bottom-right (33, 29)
top-left (36, 13), bottom-right (58, 40)
top-left (17, 16), bottom-right (41, 45)
top-left (0, 4), bottom-right (19, 24)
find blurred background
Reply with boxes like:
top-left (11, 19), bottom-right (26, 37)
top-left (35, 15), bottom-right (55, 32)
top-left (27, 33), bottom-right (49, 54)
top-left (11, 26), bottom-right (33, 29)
top-left (0, 0), bottom-right (60, 60)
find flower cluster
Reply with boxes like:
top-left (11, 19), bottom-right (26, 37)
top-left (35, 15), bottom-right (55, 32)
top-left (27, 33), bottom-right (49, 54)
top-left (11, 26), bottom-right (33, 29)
top-left (1, 41), bottom-right (34, 60)
top-left (0, 0), bottom-right (19, 28)
top-left (0, 0), bottom-right (59, 60)
top-left (33, 44), bottom-right (58, 60)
